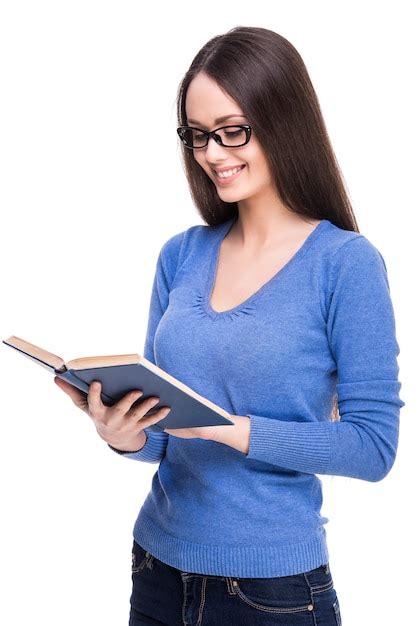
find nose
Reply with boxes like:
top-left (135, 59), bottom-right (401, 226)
top-left (204, 134), bottom-right (230, 161)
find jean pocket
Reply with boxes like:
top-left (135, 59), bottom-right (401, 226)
top-left (229, 576), bottom-right (315, 615)
top-left (333, 596), bottom-right (342, 625)
top-left (131, 540), bottom-right (154, 573)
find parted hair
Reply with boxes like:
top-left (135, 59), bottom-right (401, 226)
top-left (176, 26), bottom-right (361, 422)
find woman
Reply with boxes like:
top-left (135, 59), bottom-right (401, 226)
top-left (55, 26), bottom-right (405, 625)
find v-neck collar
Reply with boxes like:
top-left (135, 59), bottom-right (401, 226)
top-left (202, 217), bottom-right (330, 320)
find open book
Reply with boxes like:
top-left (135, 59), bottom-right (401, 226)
top-left (2, 335), bottom-right (235, 433)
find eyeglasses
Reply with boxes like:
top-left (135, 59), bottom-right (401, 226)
top-left (177, 124), bottom-right (252, 149)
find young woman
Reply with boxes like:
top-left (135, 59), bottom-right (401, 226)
top-left (55, 26), bottom-right (405, 625)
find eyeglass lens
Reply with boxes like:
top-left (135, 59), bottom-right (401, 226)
top-left (181, 126), bottom-right (247, 148)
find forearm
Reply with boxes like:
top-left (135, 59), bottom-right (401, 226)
top-left (238, 408), bottom-right (399, 482)
top-left (208, 399), bottom-right (401, 483)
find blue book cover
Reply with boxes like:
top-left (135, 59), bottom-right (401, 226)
top-left (2, 335), bottom-right (234, 433)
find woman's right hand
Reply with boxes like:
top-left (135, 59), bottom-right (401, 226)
top-left (53, 377), bottom-right (171, 452)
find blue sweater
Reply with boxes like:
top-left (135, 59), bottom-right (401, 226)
top-left (111, 217), bottom-right (405, 577)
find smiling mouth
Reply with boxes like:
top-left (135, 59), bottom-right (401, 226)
top-left (213, 165), bottom-right (246, 181)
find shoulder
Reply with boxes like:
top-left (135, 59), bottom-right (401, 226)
top-left (160, 221), bottom-right (223, 260)
top-left (322, 220), bottom-right (387, 275)
top-left (159, 223), bottom-right (211, 256)
top-left (317, 222), bottom-right (391, 311)
top-left (314, 221), bottom-right (391, 316)
top-left (158, 222), bottom-right (213, 277)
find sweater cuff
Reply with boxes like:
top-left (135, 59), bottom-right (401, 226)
top-left (107, 429), bottom-right (167, 463)
top-left (245, 414), bottom-right (331, 474)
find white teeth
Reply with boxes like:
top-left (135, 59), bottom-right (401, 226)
top-left (215, 166), bottom-right (244, 178)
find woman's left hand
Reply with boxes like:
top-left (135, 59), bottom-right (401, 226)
top-left (164, 415), bottom-right (250, 454)
top-left (163, 424), bottom-right (221, 441)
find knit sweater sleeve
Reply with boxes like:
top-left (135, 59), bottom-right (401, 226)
top-left (109, 231), bottom-right (185, 462)
top-left (245, 235), bottom-right (406, 482)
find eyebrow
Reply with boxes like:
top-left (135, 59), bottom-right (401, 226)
top-left (186, 114), bottom-right (247, 127)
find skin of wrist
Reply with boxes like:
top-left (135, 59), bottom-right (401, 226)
top-left (109, 430), bottom-right (147, 453)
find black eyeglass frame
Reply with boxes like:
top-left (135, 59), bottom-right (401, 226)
top-left (177, 124), bottom-right (252, 149)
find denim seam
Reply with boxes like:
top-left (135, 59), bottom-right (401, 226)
top-left (333, 597), bottom-right (342, 625)
top-left (303, 568), bottom-right (334, 593)
top-left (229, 578), bottom-right (315, 615)
top-left (225, 577), bottom-right (235, 595)
top-left (181, 575), bottom-right (188, 626)
top-left (197, 577), bottom-right (207, 626)
top-left (309, 580), bottom-right (334, 594)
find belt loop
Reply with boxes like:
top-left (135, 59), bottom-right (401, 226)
top-left (225, 577), bottom-right (238, 595)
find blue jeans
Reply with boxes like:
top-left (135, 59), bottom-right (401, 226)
top-left (129, 539), bottom-right (342, 625)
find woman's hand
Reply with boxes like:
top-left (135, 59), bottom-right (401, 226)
top-left (53, 377), bottom-right (170, 451)
top-left (165, 416), bottom-right (250, 453)
top-left (163, 425), bottom-right (221, 440)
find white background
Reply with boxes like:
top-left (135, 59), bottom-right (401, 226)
top-left (0, 1), bottom-right (416, 624)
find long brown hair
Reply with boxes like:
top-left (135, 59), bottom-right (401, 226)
top-left (175, 26), bottom-right (359, 421)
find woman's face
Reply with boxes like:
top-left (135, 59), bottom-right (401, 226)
top-left (185, 72), bottom-right (274, 205)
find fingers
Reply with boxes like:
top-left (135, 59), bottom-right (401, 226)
top-left (88, 383), bottom-right (149, 422)
top-left (131, 396), bottom-right (163, 421)
top-left (135, 406), bottom-right (171, 428)
top-left (134, 403), bottom-right (171, 425)
top-left (54, 376), bottom-right (88, 408)
top-left (112, 389), bottom-right (144, 418)
top-left (55, 376), bottom-right (169, 428)
top-left (87, 381), bottom-right (105, 416)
